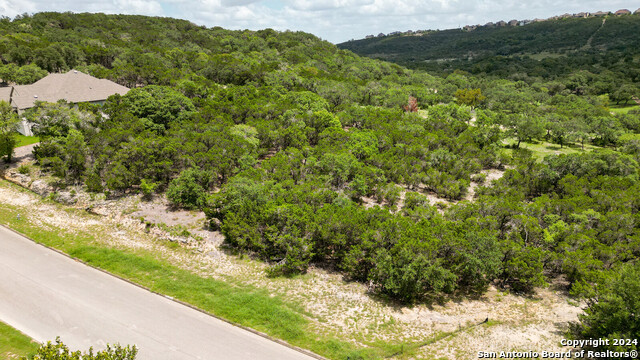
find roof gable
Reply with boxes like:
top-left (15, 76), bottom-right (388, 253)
top-left (1, 70), bottom-right (129, 110)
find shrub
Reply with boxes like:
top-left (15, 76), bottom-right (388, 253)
top-left (17, 164), bottom-right (32, 175)
top-left (140, 179), bottom-right (158, 200)
top-left (31, 337), bottom-right (137, 360)
top-left (166, 168), bottom-right (207, 210)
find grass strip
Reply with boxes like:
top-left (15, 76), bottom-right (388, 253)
top-left (0, 320), bottom-right (39, 359)
top-left (608, 104), bottom-right (639, 115)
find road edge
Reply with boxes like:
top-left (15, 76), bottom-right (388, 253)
top-left (0, 223), bottom-right (326, 360)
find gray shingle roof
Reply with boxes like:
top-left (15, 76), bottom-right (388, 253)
top-left (0, 70), bottom-right (129, 110)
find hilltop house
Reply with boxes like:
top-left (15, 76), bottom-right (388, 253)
top-left (0, 70), bottom-right (129, 136)
top-left (615, 9), bottom-right (631, 15)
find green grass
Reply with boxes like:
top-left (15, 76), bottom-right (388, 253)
top-left (608, 104), bottom-right (639, 115)
top-left (0, 180), bottom-right (405, 360)
top-left (619, 133), bottom-right (640, 142)
top-left (15, 134), bottom-right (40, 147)
top-left (502, 138), bottom-right (602, 161)
top-left (0, 320), bottom-right (40, 359)
top-left (524, 52), bottom-right (566, 61)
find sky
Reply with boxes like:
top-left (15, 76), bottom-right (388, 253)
top-left (0, 0), bottom-right (638, 43)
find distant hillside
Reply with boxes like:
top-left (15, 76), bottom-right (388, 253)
top-left (338, 13), bottom-right (640, 79)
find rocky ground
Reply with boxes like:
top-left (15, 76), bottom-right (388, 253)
top-left (0, 144), bottom-right (582, 359)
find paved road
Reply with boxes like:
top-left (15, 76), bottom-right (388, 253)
top-left (0, 226), bottom-right (317, 360)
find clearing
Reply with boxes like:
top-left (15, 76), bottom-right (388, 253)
top-left (502, 138), bottom-right (602, 161)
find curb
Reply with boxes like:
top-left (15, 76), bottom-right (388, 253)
top-left (0, 221), bottom-right (326, 360)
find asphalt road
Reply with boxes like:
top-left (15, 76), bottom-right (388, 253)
top-left (0, 225), bottom-right (318, 360)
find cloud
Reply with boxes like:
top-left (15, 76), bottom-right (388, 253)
top-left (220, 0), bottom-right (261, 6)
top-left (0, 0), bottom-right (638, 42)
top-left (112, 0), bottom-right (163, 15)
top-left (285, 0), bottom-right (373, 11)
top-left (0, 0), bottom-right (36, 16)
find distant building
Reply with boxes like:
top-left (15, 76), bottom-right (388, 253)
top-left (615, 9), bottom-right (631, 15)
top-left (377, 33), bottom-right (385, 37)
top-left (388, 31), bottom-right (401, 36)
top-left (365, 35), bottom-right (374, 39)
top-left (496, 20), bottom-right (507, 26)
top-left (484, 22), bottom-right (495, 27)
top-left (508, 20), bottom-right (518, 26)
top-left (635, 8), bottom-right (640, 14)
top-left (0, 70), bottom-right (129, 136)
top-left (593, 11), bottom-right (608, 17)
top-left (575, 12), bottom-right (590, 18)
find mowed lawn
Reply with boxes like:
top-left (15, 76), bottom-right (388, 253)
top-left (609, 104), bottom-right (639, 115)
top-left (15, 134), bottom-right (40, 147)
top-left (0, 320), bottom-right (39, 359)
top-left (502, 138), bottom-right (602, 161)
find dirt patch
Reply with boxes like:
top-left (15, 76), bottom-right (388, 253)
top-left (361, 168), bottom-right (506, 213)
top-left (130, 197), bottom-right (204, 227)
top-left (465, 168), bottom-right (506, 201)
top-left (128, 196), bottom-right (223, 245)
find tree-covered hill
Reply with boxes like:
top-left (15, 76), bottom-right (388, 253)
top-left (338, 13), bottom-right (640, 81)
top-left (0, 13), bottom-right (639, 354)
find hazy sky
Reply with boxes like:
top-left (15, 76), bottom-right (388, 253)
top-left (1, 0), bottom-right (638, 43)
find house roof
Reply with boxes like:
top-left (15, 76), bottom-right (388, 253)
top-left (0, 87), bottom-right (12, 103)
top-left (1, 70), bottom-right (129, 110)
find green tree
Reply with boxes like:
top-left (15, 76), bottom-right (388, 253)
top-left (0, 63), bottom-right (48, 84)
top-left (166, 168), bottom-right (209, 210)
top-left (502, 246), bottom-right (546, 293)
top-left (611, 84), bottom-right (637, 105)
top-left (455, 88), bottom-right (486, 109)
top-left (572, 262), bottom-right (640, 353)
top-left (64, 129), bottom-right (88, 183)
top-left (508, 114), bottom-right (545, 148)
top-left (0, 101), bottom-right (19, 163)
top-left (121, 86), bottom-right (195, 130)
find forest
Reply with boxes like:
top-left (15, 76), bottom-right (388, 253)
top-left (0, 12), bottom-right (638, 353)
top-left (338, 13), bottom-right (640, 90)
